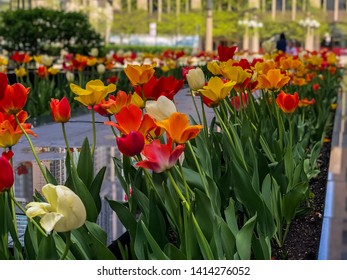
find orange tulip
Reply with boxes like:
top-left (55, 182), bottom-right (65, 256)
top-left (105, 104), bottom-right (157, 140)
top-left (124, 64), bottom-right (155, 86)
top-left (156, 112), bottom-right (203, 144)
top-left (0, 82), bottom-right (30, 115)
top-left (50, 97), bottom-right (71, 123)
top-left (299, 98), bottom-right (316, 108)
top-left (100, 91), bottom-right (132, 114)
top-left (257, 69), bottom-right (290, 92)
top-left (0, 110), bottom-right (36, 148)
top-left (276, 91), bottom-right (299, 114)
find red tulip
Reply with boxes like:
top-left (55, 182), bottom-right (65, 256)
top-left (218, 45), bottom-right (238, 62)
top-left (136, 139), bottom-right (185, 173)
top-left (0, 155), bottom-right (14, 192)
top-left (0, 83), bottom-right (30, 115)
top-left (50, 97), bottom-right (71, 123)
top-left (0, 73), bottom-right (8, 100)
top-left (276, 91), bottom-right (300, 114)
top-left (116, 131), bottom-right (145, 157)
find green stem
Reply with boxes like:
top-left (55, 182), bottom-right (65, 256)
top-left (8, 191), bottom-right (47, 237)
top-left (91, 108), bottom-right (97, 158)
top-left (108, 115), bottom-right (118, 138)
top-left (200, 95), bottom-right (208, 138)
top-left (15, 115), bottom-right (49, 183)
top-left (281, 222), bottom-right (291, 246)
top-left (60, 231), bottom-right (71, 260)
top-left (190, 90), bottom-right (202, 124)
top-left (186, 141), bottom-right (211, 200)
top-left (62, 123), bottom-right (75, 170)
top-left (167, 169), bottom-right (190, 210)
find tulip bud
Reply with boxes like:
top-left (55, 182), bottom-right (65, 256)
top-left (0, 156), bottom-right (14, 192)
top-left (50, 97), bottom-right (71, 123)
top-left (186, 68), bottom-right (205, 91)
top-left (97, 64), bottom-right (106, 74)
top-left (116, 131), bottom-right (145, 157)
top-left (65, 71), bottom-right (75, 83)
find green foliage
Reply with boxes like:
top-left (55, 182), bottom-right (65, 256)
top-left (0, 8), bottom-right (103, 55)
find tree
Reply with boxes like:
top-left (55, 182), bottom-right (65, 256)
top-left (0, 8), bottom-right (103, 55)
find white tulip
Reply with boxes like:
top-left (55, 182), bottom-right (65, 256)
top-left (65, 71), bottom-right (75, 83)
top-left (26, 184), bottom-right (86, 234)
top-left (97, 64), bottom-right (106, 74)
top-left (145, 96), bottom-right (177, 121)
top-left (186, 68), bottom-right (205, 91)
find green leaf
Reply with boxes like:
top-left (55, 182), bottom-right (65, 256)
top-left (224, 199), bottom-right (239, 237)
top-left (283, 183), bottom-right (308, 222)
top-left (218, 218), bottom-right (236, 259)
top-left (89, 166), bottom-right (106, 214)
top-left (85, 221), bottom-right (107, 246)
top-left (77, 138), bottom-right (94, 189)
top-left (71, 168), bottom-right (98, 222)
top-left (37, 235), bottom-right (59, 260)
top-left (132, 187), bottom-right (149, 220)
top-left (194, 189), bottom-right (215, 241)
top-left (148, 191), bottom-right (167, 247)
top-left (113, 157), bottom-right (131, 193)
top-left (0, 193), bottom-right (9, 259)
top-left (164, 243), bottom-right (187, 260)
top-left (45, 167), bottom-right (58, 185)
top-left (106, 198), bottom-right (137, 239)
top-left (139, 221), bottom-right (169, 260)
top-left (236, 213), bottom-right (257, 260)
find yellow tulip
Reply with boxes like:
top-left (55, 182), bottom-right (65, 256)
top-left (26, 184), bottom-right (86, 234)
top-left (198, 76), bottom-right (236, 104)
top-left (70, 79), bottom-right (116, 106)
top-left (15, 67), bottom-right (27, 77)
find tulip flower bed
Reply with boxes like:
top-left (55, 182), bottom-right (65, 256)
top-left (0, 46), bottom-right (343, 260)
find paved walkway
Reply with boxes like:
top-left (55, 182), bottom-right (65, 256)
top-left (318, 81), bottom-right (347, 260)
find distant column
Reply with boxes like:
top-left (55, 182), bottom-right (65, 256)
top-left (205, 0), bottom-right (213, 52)
top-left (292, 0), bottom-right (296, 20)
top-left (334, 0), bottom-right (339, 21)
top-left (158, 0), bottom-right (162, 21)
top-left (271, 0), bottom-right (276, 20)
top-left (191, 0), bottom-right (201, 10)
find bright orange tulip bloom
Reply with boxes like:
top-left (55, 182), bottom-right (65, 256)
top-left (70, 79), bottom-right (116, 107)
top-left (299, 98), bottom-right (316, 108)
top-left (257, 69), bottom-right (290, 92)
top-left (0, 82), bottom-right (30, 115)
top-left (50, 97), bottom-right (71, 123)
top-left (100, 91), bottom-right (132, 114)
top-left (0, 110), bottom-right (36, 148)
top-left (156, 112), bottom-right (203, 144)
top-left (276, 91), bottom-right (300, 114)
top-left (105, 104), bottom-right (157, 139)
top-left (124, 64), bottom-right (155, 86)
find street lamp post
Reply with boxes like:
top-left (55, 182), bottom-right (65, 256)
top-left (238, 17), bottom-right (263, 53)
top-left (205, 0), bottom-right (213, 52)
top-left (299, 17), bottom-right (320, 51)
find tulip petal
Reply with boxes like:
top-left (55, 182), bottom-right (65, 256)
top-left (70, 83), bottom-right (92, 96)
top-left (26, 202), bottom-right (52, 218)
top-left (40, 212), bottom-right (64, 234)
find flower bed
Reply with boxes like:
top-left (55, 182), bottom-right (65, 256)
top-left (0, 46), bottom-right (343, 260)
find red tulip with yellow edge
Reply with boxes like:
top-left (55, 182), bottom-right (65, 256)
top-left (276, 91), bottom-right (300, 114)
top-left (0, 110), bottom-right (37, 148)
top-left (50, 97), bottom-right (71, 123)
top-left (100, 91), bottom-right (132, 114)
